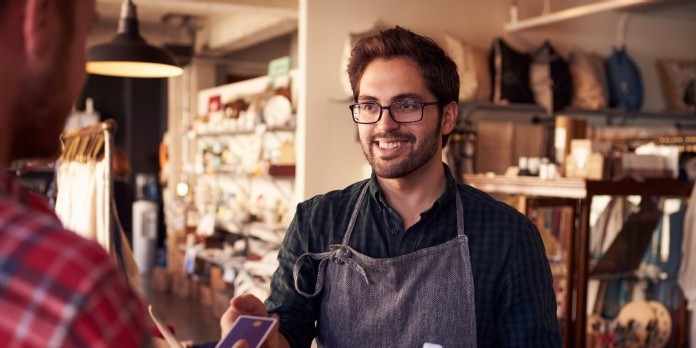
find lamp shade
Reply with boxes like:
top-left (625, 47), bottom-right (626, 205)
top-left (87, 0), bottom-right (183, 78)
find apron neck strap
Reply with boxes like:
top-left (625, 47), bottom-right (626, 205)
top-left (342, 183), bottom-right (370, 244)
top-left (342, 182), bottom-right (467, 243)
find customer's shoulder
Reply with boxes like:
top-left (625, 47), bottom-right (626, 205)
top-left (1, 200), bottom-right (113, 265)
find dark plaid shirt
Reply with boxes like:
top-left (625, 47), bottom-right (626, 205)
top-left (266, 165), bottom-right (561, 347)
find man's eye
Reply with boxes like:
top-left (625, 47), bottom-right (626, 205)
top-left (361, 103), bottom-right (379, 112)
top-left (395, 102), bottom-right (418, 111)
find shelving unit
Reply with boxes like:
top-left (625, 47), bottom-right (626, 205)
top-left (192, 126), bottom-right (295, 228)
top-left (160, 72), bottom-right (300, 309)
top-left (465, 174), bottom-right (692, 347)
top-left (504, 0), bottom-right (662, 32)
top-left (459, 102), bottom-right (696, 125)
top-left (190, 72), bottom-right (297, 227)
top-left (193, 125), bottom-right (296, 138)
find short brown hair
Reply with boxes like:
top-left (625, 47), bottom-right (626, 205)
top-left (347, 26), bottom-right (459, 144)
top-left (348, 26), bottom-right (460, 104)
top-left (112, 147), bottom-right (132, 179)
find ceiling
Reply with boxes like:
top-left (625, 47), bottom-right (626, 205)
top-left (92, 0), bottom-right (695, 57)
top-left (93, 0), bottom-right (299, 57)
top-left (634, 0), bottom-right (696, 22)
top-left (95, 0), bottom-right (298, 26)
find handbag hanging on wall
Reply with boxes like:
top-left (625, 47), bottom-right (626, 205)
top-left (489, 37), bottom-right (535, 105)
top-left (568, 48), bottom-right (608, 111)
top-left (530, 40), bottom-right (573, 114)
top-left (442, 32), bottom-right (491, 103)
top-left (606, 46), bottom-right (644, 111)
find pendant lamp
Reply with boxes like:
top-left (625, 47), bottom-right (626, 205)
top-left (87, 0), bottom-right (183, 78)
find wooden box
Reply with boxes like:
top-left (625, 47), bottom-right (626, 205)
top-left (151, 267), bottom-right (172, 293)
top-left (198, 283), bottom-right (213, 307)
top-left (210, 266), bottom-right (229, 291)
top-left (212, 289), bottom-right (235, 318)
top-left (172, 272), bottom-right (194, 299)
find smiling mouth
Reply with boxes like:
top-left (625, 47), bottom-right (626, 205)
top-left (378, 140), bottom-right (404, 149)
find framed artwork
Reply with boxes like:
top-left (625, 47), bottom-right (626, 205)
top-left (657, 58), bottom-right (696, 112)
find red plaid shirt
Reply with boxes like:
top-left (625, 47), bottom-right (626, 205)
top-left (0, 173), bottom-right (150, 347)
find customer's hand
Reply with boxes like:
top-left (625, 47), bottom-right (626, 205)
top-left (220, 293), bottom-right (285, 348)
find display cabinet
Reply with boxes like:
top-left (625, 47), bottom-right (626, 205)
top-left (191, 125), bottom-right (296, 231)
top-left (464, 174), bottom-right (692, 348)
top-left (188, 71), bottom-right (298, 234)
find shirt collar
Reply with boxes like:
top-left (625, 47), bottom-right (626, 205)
top-left (367, 163), bottom-right (457, 215)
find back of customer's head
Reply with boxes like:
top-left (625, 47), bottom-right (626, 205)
top-left (113, 147), bottom-right (133, 180)
top-left (347, 26), bottom-right (460, 106)
top-left (1, 0), bottom-right (92, 165)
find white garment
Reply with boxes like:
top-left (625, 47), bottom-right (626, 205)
top-left (55, 160), bottom-right (109, 251)
top-left (678, 180), bottom-right (696, 347)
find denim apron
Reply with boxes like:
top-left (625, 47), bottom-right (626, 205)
top-left (293, 184), bottom-right (477, 347)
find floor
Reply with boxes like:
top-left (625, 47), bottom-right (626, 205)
top-left (139, 274), bottom-right (222, 346)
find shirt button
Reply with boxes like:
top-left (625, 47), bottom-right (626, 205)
top-left (390, 227), bottom-right (400, 235)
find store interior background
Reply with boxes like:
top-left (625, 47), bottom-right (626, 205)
top-left (76, 0), bottom-right (696, 344)
top-left (85, 0), bottom-right (696, 202)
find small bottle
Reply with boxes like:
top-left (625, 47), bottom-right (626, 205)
top-left (518, 157), bottom-right (531, 176)
top-left (528, 157), bottom-right (541, 176)
top-left (539, 158), bottom-right (550, 180)
top-left (510, 1), bottom-right (519, 23)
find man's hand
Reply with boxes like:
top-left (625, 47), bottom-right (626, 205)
top-left (220, 293), bottom-right (288, 348)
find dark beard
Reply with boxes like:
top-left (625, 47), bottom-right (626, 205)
top-left (362, 123), bottom-right (441, 179)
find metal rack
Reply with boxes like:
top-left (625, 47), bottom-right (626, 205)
top-left (57, 120), bottom-right (136, 282)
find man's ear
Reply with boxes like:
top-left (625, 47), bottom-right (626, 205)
top-left (441, 101), bottom-right (458, 135)
top-left (23, 0), bottom-right (56, 67)
top-left (0, 1), bottom-right (27, 54)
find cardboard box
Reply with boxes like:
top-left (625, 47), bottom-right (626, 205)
top-left (475, 121), bottom-right (547, 175)
top-left (476, 121), bottom-right (514, 174)
top-left (167, 245), bottom-right (186, 275)
top-left (151, 267), bottom-right (172, 293)
top-left (565, 153), bottom-right (607, 180)
top-left (212, 289), bottom-right (235, 318)
top-left (554, 116), bottom-right (587, 173)
top-left (198, 283), bottom-right (213, 307)
top-left (268, 164), bottom-right (295, 177)
top-left (210, 266), bottom-right (229, 291)
top-left (172, 272), bottom-right (194, 299)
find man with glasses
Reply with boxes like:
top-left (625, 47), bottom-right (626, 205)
top-left (222, 26), bottom-right (561, 348)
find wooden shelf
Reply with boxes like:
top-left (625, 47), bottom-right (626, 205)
top-left (195, 125), bottom-right (296, 137)
top-left (464, 174), bottom-right (586, 198)
top-left (458, 102), bottom-right (696, 123)
top-left (197, 167), bottom-right (295, 179)
top-left (504, 0), bottom-right (660, 32)
top-left (465, 174), bottom-right (693, 198)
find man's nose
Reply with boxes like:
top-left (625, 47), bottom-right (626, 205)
top-left (376, 108), bottom-right (399, 130)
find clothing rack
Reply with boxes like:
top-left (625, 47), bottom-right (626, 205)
top-left (56, 119), bottom-right (135, 283)
top-left (60, 119), bottom-right (116, 164)
top-left (59, 119), bottom-right (116, 250)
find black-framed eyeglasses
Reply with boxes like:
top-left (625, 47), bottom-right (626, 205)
top-left (349, 101), bottom-right (440, 124)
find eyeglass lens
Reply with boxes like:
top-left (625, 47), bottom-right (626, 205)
top-left (351, 101), bottom-right (426, 124)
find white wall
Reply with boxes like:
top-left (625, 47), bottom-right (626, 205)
top-left (298, 0), bottom-right (696, 200)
